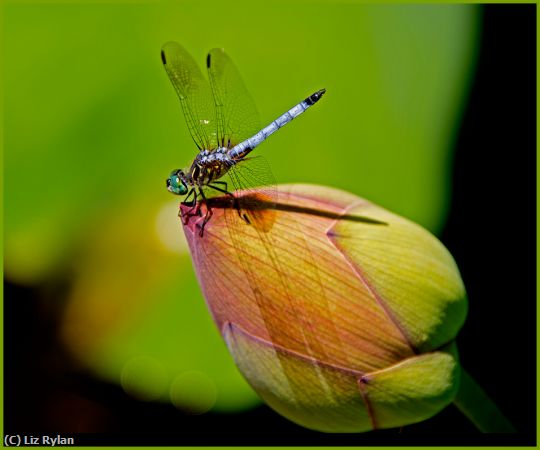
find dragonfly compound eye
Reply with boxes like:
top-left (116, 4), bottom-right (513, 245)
top-left (167, 175), bottom-right (188, 195)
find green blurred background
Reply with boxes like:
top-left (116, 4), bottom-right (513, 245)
top-left (4, 1), bottom-right (481, 432)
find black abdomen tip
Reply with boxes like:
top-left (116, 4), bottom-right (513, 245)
top-left (206, 53), bottom-right (211, 68)
top-left (313, 88), bottom-right (326, 100)
top-left (305, 88), bottom-right (327, 105)
top-left (161, 50), bottom-right (167, 65)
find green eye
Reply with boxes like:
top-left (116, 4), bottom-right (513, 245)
top-left (166, 175), bottom-right (188, 195)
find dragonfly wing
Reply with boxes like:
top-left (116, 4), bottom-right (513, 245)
top-left (161, 42), bottom-right (217, 150)
top-left (206, 156), bottom-right (278, 231)
top-left (216, 190), bottom-right (354, 410)
top-left (207, 48), bottom-right (260, 148)
top-left (226, 157), bottom-right (276, 200)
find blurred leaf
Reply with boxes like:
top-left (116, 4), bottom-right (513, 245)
top-left (4, 2), bottom-right (479, 415)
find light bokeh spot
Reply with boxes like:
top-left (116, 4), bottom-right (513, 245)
top-left (155, 200), bottom-right (189, 255)
top-left (170, 371), bottom-right (217, 415)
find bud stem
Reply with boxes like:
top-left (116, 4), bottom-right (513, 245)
top-left (453, 368), bottom-right (516, 433)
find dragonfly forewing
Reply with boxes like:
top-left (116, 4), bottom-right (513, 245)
top-left (161, 42), bottom-right (217, 150)
top-left (207, 48), bottom-right (261, 148)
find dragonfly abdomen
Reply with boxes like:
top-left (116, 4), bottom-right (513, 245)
top-left (229, 89), bottom-right (326, 159)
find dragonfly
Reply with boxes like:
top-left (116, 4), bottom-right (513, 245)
top-left (161, 41), bottom-right (325, 235)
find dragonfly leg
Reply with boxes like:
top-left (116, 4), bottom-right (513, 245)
top-left (210, 180), bottom-right (229, 190)
top-left (184, 187), bottom-right (196, 206)
top-left (197, 187), bottom-right (212, 237)
top-left (208, 182), bottom-right (249, 223)
top-left (181, 189), bottom-right (202, 224)
top-left (207, 182), bottom-right (234, 198)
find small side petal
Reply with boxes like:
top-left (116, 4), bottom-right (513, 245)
top-left (223, 321), bottom-right (373, 433)
top-left (360, 343), bottom-right (460, 430)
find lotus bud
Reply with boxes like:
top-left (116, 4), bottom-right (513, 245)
top-left (180, 184), bottom-right (467, 432)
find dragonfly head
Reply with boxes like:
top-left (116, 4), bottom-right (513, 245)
top-left (166, 169), bottom-right (189, 195)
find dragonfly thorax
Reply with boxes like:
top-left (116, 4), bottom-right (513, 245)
top-left (166, 148), bottom-right (239, 196)
top-left (191, 148), bottom-right (236, 186)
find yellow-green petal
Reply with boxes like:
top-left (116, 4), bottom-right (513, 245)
top-left (331, 202), bottom-right (468, 352)
top-left (361, 343), bottom-right (460, 429)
